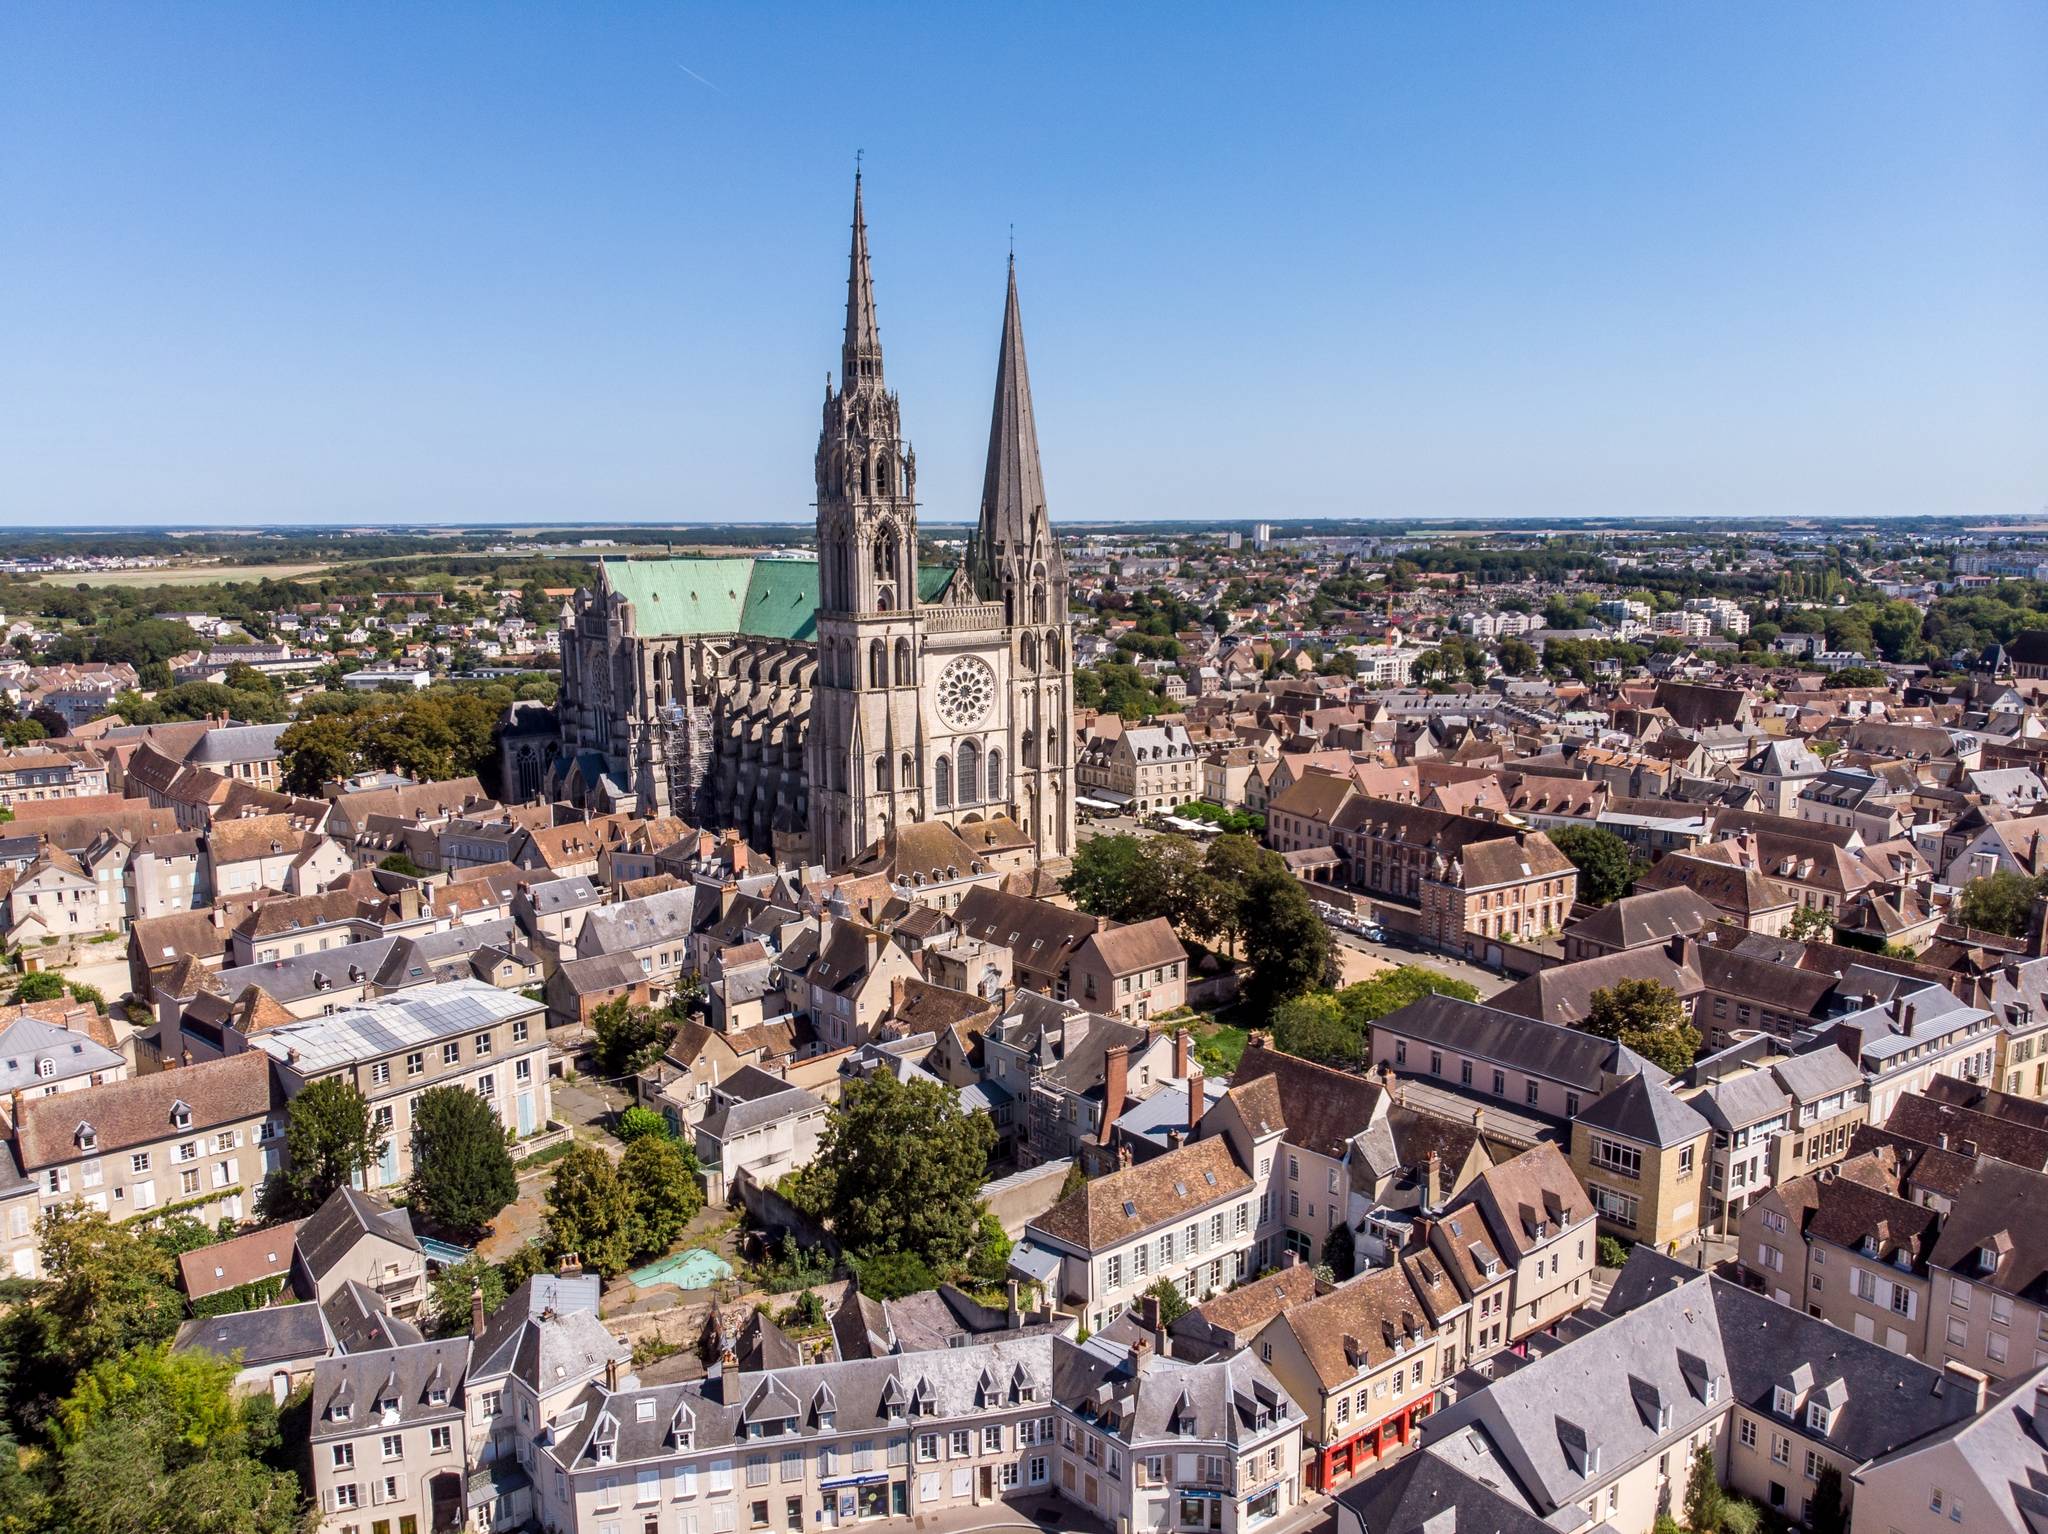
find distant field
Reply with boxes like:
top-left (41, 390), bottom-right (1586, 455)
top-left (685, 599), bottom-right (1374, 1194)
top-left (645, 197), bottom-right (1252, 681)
top-left (35, 561), bottom-right (333, 588)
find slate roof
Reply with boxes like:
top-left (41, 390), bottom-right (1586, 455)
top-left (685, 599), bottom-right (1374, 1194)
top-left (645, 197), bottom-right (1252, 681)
top-left (310, 1338), bottom-right (468, 1440)
top-left (295, 1186), bottom-right (420, 1285)
top-left (1563, 887), bottom-right (1722, 952)
top-left (174, 1303), bottom-right (334, 1370)
top-left (1575, 1073), bottom-right (1709, 1149)
top-left (1426, 1261), bottom-right (1971, 1518)
top-left (1375, 993), bottom-right (1644, 1094)
top-left (469, 1274), bottom-right (624, 1389)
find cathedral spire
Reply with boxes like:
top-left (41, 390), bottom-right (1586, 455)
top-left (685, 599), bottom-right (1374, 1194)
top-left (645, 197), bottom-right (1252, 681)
top-left (842, 170), bottom-right (883, 388)
top-left (976, 255), bottom-right (1052, 594)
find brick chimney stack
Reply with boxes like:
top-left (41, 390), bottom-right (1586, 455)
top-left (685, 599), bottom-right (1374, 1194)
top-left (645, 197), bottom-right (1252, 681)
top-left (1187, 1062), bottom-right (1204, 1134)
top-left (1173, 1028), bottom-right (1191, 1078)
top-left (1099, 1044), bottom-right (1129, 1144)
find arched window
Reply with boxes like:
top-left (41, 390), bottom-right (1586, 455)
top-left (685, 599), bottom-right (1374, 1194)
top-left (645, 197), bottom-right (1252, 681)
top-left (901, 751), bottom-right (916, 788)
top-left (1020, 632), bottom-right (1038, 670)
top-left (1046, 631), bottom-right (1062, 668)
top-left (869, 639), bottom-right (887, 689)
top-left (894, 638), bottom-right (913, 687)
top-left (957, 740), bottom-right (981, 804)
top-left (987, 747), bottom-right (1005, 803)
top-left (874, 755), bottom-right (890, 792)
top-left (934, 756), bottom-right (952, 810)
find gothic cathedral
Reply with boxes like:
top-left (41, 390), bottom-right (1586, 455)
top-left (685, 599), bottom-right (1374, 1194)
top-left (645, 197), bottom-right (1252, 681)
top-left (806, 174), bottom-right (1076, 870)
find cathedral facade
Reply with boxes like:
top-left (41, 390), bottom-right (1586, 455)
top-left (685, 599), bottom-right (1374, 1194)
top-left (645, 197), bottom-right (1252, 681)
top-left (548, 176), bottom-right (1075, 873)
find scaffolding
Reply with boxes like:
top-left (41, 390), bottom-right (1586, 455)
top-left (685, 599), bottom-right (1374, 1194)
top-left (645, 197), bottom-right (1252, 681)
top-left (660, 697), bottom-right (714, 821)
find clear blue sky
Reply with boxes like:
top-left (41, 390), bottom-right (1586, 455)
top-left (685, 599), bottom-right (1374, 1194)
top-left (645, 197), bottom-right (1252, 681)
top-left (3, 2), bottom-right (2043, 528)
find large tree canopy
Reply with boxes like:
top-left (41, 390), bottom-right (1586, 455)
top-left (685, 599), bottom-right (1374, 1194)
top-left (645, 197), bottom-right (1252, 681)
top-left (793, 1072), bottom-right (997, 1275)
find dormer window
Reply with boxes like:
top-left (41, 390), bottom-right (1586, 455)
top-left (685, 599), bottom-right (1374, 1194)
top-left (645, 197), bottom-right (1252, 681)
top-left (170, 1101), bottom-right (192, 1129)
top-left (1806, 1402), bottom-right (1829, 1434)
top-left (75, 1123), bottom-right (96, 1152)
top-left (1774, 1387), bottom-right (1796, 1417)
top-left (35, 1059), bottom-right (54, 1079)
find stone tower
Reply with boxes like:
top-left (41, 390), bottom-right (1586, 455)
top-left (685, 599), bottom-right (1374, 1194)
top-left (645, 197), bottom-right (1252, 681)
top-left (972, 257), bottom-right (1076, 864)
top-left (807, 176), bottom-right (1070, 871)
top-left (807, 173), bottom-right (925, 869)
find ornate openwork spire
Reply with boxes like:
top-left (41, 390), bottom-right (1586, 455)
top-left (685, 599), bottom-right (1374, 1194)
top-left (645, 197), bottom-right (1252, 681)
top-left (841, 170), bottom-right (883, 388)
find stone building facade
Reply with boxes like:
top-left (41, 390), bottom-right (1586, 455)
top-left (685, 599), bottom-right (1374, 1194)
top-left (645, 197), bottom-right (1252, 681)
top-left (547, 177), bottom-right (1076, 874)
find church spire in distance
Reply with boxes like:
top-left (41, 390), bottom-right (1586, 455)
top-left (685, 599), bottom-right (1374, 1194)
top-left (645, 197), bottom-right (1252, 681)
top-left (842, 167), bottom-right (883, 388)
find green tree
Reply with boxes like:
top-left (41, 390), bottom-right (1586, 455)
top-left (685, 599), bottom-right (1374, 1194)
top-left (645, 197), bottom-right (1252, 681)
top-left (1321, 1223), bottom-right (1356, 1279)
top-left (10, 972), bottom-right (66, 1004)
top-left (407, 1086), bottom-right (517, 1237)
top-left (1584, 978), bottom-right (1700, 1075)
top-left (1684, 1444), bottom-right (1724, 1533)
top-left (1585, 977), bottom-right (1686, 1040)
top-left (1806, 1465), bottom-right (1846, 1534)
top-left (270, 1078), bottom-right (386, 1218)
top-left (377, 851), bottom-right (427, 878)
top-left (845, 1248), bottom-right (938, 1301)
top-left (428, 1254), bottom-right (507, 1337)
top-left (1495, 636), bottom-right (1539, 676)
top-left (1958, 868), bottom-right (2044, 938)
top-left (31, 1205), bottom-right (185, 1379)
top-left (1062, 833), bottom-right (1174, 925)
top-left (614, 1105), bottom-right (673, 1143)
top-left (1242, 866), bottom-right (1331, 1012)
top-left (1139, 1276), bottom-right (1191, 1325)
top-left (545, 1143), bottom-right (639, 1278)
top-left (276, 712), bottom-right (360, 794)
top-left (620, 1132), bottom-right (703, 1259)
top-left (1786, 903), bottom-right (1835, 943)
top-left (1550, 825), bottom-right (1640, 905)
top-left (1825, 665), bottom-right (1887, 689)
top-left (46, 1343), bottom-right (307, 1534)
top-left (1272, 992), bottom-right (1363, 1067)
top-left (590, 998), bottom-right (675, 1078)
top-left (794, 1072), bottom-right (996, 1274)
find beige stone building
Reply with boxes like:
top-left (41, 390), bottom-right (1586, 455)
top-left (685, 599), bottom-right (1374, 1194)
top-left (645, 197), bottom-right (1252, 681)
top-left (1, 1049), bottom-right (273, 1278)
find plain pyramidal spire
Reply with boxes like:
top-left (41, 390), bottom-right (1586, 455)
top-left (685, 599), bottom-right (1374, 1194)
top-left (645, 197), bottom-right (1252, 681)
top-left (978, 254), bottom-right (1048, 556)
top-left (842, 171), bottom-right (882, 387)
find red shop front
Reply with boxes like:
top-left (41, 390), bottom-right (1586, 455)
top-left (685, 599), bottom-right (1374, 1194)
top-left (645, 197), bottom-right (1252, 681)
top-left (1311, 1398), bottom-right (1433, 1491)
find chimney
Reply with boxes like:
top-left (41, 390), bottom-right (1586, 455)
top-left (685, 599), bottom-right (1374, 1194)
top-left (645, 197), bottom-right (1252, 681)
top-left (1471, 1106), bottom-right (1485, 1133)
top-left (1943, 1360), bottom-right (1990, 1414)
top-left (1424, 1150), bottom-right (1443, 1209)
top-left (180, 1048), bottom-right (192, 1068)
top-left (604, 1353), bottom-right (620, 1392)
top-left (1006, 1279), bottom-right (1021, 1329)
top-left (1174, 1028), bottom-right (1191, 1078)
top-left (1099, 1044), bottom-right (1130, 1144)
top-left (1117, 1143), bottom-right (1133, 1171)
top-left (558, 1253), bottom-right (583, 1277)
top-left (2029, 891), bottom-right (2048, 959)
top-left (470, 1283), bottom-right (487, 1339)
top-left (1281, 1249), bottom-right (1301, 1269)
top-left (1166, 1128), bottom-right (1185, 1150)
top-left (1187, 1062), bottom-right (1205, 1133)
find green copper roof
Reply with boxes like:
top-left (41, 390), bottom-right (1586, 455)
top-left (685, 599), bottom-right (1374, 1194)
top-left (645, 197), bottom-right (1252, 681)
top-left (600, 556), bottom-right (956, 642)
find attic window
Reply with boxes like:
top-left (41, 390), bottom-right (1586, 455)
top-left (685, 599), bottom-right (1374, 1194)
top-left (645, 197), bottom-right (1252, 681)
top-left (170, 1102), bottom-right (192, 1129)
top-left (1203, 1171), bottom-right (1216, 1187)
top-left (1123, 1201), bottom-right (1137, 1219)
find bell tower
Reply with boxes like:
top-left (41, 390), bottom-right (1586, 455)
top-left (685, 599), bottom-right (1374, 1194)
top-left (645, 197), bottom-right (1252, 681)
top-left (808, 173), bottom-right (928, 868)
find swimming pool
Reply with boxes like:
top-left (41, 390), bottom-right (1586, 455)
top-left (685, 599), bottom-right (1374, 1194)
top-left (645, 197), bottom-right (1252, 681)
top-left (627, 1248), bottom-right (734, 1291)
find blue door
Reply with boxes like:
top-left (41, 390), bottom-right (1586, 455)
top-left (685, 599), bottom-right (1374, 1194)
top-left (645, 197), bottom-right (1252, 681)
top-left (517, 1091), bottom-right (535, 1136)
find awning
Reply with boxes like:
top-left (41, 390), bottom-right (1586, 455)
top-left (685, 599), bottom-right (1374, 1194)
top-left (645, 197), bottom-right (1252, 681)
top-left (1077, 793), bottom-right (1129, 810)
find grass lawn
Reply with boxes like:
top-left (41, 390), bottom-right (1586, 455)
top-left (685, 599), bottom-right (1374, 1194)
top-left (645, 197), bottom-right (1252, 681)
top-left (1191, 1019), bottom-right (1250, 1076)
top-left (36, 561), bottom-right (332, 587)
